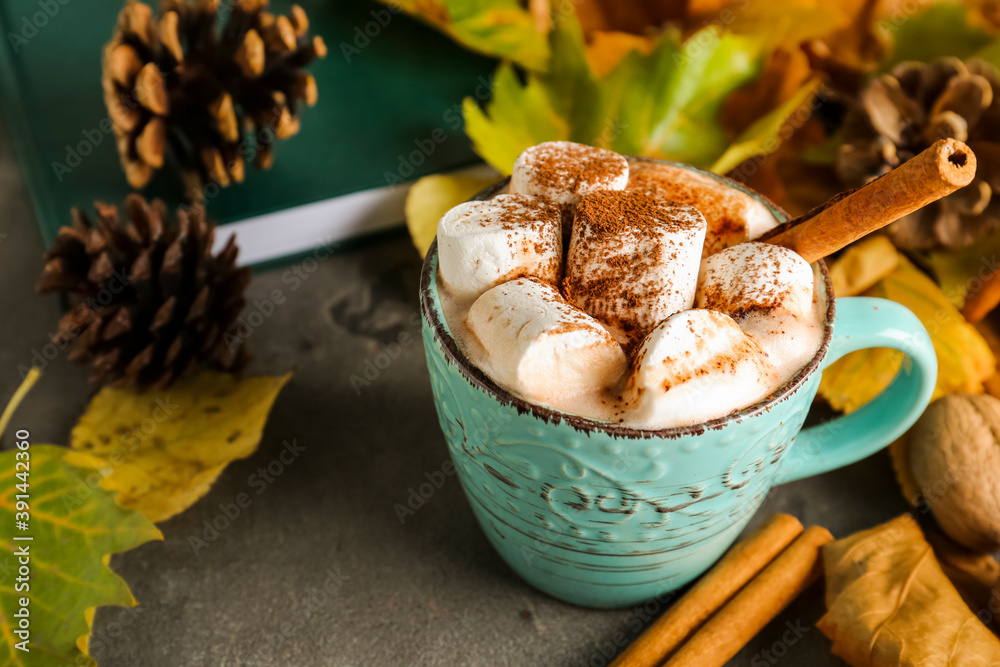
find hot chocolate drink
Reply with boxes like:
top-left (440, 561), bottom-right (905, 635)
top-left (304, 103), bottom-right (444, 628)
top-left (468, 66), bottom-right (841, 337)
top-left (436, 141), bottom-right (825, 429)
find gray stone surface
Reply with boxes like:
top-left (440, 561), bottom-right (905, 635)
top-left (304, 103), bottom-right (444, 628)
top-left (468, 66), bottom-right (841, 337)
top-left (0, 121), bottom-right (914, 667)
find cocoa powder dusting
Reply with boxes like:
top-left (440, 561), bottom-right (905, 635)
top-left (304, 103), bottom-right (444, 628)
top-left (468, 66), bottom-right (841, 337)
top-left (627, 165), bottom-right (748, 256)
top-left (524, 143), bottom-right (626, 197)
top-left (563, 191), bottom-right (704, 348)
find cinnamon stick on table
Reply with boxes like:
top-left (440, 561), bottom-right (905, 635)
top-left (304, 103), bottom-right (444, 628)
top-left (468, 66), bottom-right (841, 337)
top-left (610, 514), bottom-right (803, 667)
top-left (662, 526), bottom-right (833, 667)
top-left (765, 138), bottom-right (977, 263)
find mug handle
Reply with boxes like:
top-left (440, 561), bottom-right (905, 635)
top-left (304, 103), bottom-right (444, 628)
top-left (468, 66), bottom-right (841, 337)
top-left (774, 296), bottom-right (938, 485)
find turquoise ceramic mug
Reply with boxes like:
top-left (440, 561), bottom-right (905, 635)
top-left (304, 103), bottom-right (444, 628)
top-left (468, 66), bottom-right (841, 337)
top-left (419, 159), bottom-right (937, 608)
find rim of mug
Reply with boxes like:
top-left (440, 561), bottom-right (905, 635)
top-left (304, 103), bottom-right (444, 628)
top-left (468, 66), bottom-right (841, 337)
top-left (419, 156), bottom-right (835, 440)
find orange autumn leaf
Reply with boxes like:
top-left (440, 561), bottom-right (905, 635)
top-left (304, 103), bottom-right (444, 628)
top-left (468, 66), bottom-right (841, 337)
top-left (574, 0), bottom-right (682, 36)
top-left (819, 514), bottom-right (1000, 667)
top-left (584, 30), bottom-right (657, 77)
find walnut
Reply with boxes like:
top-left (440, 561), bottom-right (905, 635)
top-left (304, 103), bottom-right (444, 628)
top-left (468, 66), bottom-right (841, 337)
top-left (900, 394), bottom-right (1000, 552)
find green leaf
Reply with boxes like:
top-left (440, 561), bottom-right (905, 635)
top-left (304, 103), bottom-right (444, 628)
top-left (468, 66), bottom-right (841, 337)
top-left (710, 77), bottom-right (821, 175)
top-left (0, 445), bottom-right (161, 666)
top-left (927, 229), bottom-right (1000, 308)
top-left (463, 16), bottom-right (767, 174)
top-left (883, 3), bottom-right (994, 70)
top-left (382, 0), bottom-right (549, 70)
top-left (974, 38), bottom-right (1000, 69)
top-left (463, 64), bottom-right (569, 175)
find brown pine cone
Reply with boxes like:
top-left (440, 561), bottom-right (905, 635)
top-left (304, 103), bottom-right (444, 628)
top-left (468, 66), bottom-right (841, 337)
top-left (37, 195), bottom-right (252, 389)
top-left (836, 57), bottom-right (1000, 250)
top-left (103, 0), bottom-right (326, 197)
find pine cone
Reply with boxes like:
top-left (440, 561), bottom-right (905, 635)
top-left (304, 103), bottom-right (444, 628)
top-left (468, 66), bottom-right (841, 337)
top-left (37, 195), bottom-right (252, 389)
top-left (103, 0), bottom-right (326, 197)
top-left (836, 57), bottom-right (1000, 250)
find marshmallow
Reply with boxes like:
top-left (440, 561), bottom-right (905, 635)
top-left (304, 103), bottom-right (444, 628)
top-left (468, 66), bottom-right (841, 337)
top-left (511, 141), bottom-right (629, 210)
top-left (564, 191), bottom-right (707, 349)
top-left (437, 194), bottom-right (562, 301)
top-left (627, 162), bottom-right (778, 256)
top-left (622, 310), bottom-right (771, 428)
top-left (696, 242), bottom-right (815, 321)
top-left (467, 278), bottom-right (628, 411)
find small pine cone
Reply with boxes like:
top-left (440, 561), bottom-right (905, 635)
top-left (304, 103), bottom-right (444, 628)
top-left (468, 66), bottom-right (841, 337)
top-left (103, 0), bottom-right (326, 197)
top-left (836, 57), bottom-right (1000, 251)
top-left (37, 195), bottom-right (252, 389)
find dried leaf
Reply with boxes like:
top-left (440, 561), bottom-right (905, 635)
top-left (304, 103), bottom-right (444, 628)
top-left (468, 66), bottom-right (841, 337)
top-left (828, 235), bottom-right (899, 297)
top-left (405, 173), bottom-right (498, 257)
top-left (819, 255), bottom-right (994, 413)
top-left (819, 514), bottom-right (1000, 666)
top-left (464, 16), bottom-right (768, 175)
top-left (68, 371), bottom-right (292, 523)
top-left (0, 445), bottom-right (162, 666)
top-left (381, 0), bottom-right (550, 70)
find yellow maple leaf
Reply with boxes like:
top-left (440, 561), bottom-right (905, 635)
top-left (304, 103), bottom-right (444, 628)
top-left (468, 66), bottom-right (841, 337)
top-left (820, 255), bottom-right (994, 413)
top-left (66, 371), bottom-right (292, 523)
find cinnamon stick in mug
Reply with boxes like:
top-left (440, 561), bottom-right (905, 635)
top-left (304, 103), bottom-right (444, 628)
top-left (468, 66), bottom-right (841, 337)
top-left (765, 139), bottom-right (977, 263)
top-left (610, 514), bottom-right (803, 667)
